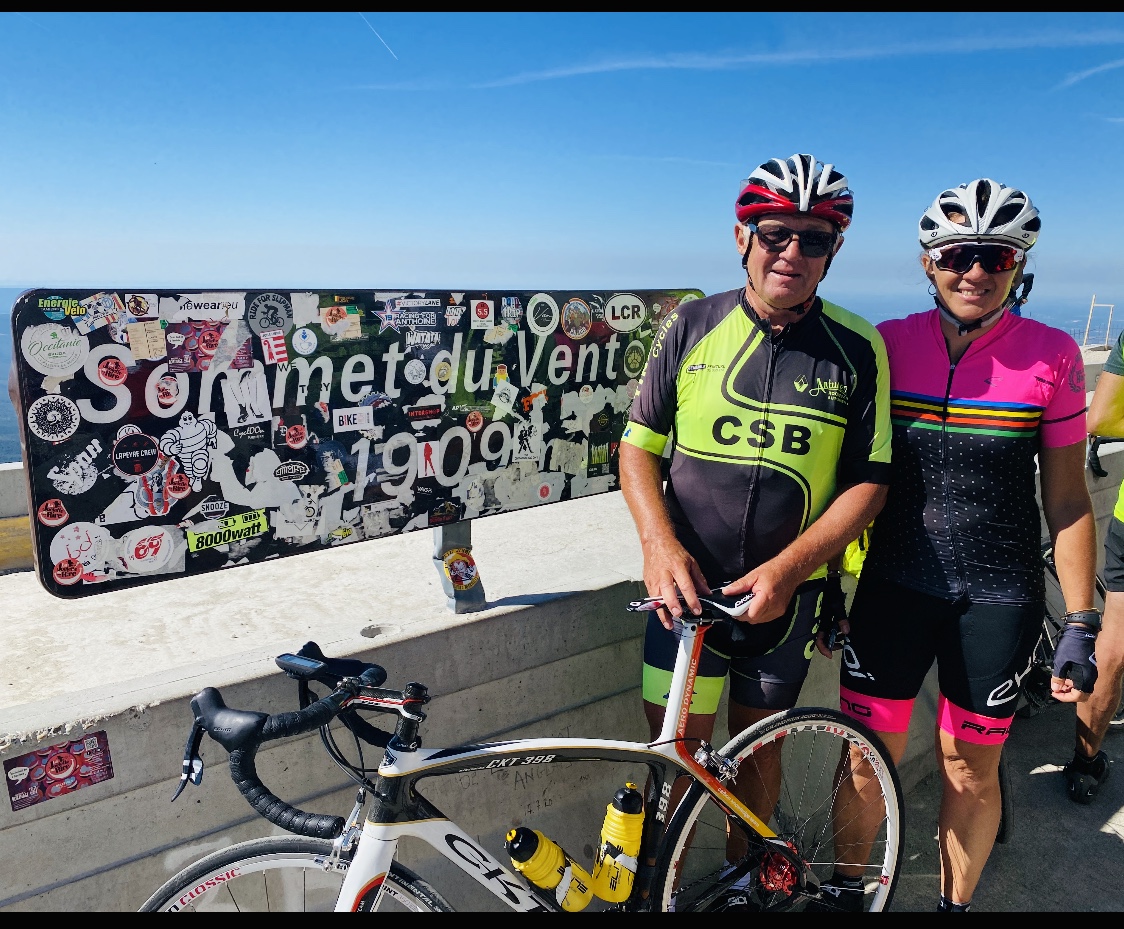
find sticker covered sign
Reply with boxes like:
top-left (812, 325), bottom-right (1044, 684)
top-left (11, 288), bottom-right (702, 597)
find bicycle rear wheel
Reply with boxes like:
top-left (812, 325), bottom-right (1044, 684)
top-left (654, 707), bottom-right (903, 913)
top-left (139, 835), bottom-right (453, 912)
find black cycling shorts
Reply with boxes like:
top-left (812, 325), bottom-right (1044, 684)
top-left (838, 575), bottom-right (1042, 744)
top-left (1104, 516), bottom-right (1124, 593)
top-left (642, 579), bottom-right (825, 713)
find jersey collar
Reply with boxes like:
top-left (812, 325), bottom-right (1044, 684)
top-left (739, 290), bottom-right (823, 339)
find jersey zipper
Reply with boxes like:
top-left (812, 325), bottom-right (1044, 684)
top-left (741, 336), bottom-right (779, 572)
top-left (940, 357), bottom-right (968, 594)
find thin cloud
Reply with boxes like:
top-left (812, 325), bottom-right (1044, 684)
top-left (1103, 116), bottom-right (1124, 123)
top-left (595, 154), bottom-right (739, 169)
top-left (470, 31), bottom-right (1124, 89)
top-left (1057, 57), bottom-right (1124, 89)
top-left (357, 12), bottom-right (398, 61)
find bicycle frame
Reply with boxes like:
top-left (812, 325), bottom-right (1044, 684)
top-left (333, 617), bottom-right (779, 912)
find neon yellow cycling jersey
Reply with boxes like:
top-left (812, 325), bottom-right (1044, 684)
top-left (623, 289), bottom-right (891, 584)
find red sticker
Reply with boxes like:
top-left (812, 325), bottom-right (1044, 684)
top-left (286, 424), bottom-right (308, 450)
top-left (37, 498), bottom-right (69, 527)
top-left (465, 410), bottom-right (484, 433)
top-left (198, 328), bottom-right (221, 354)
top-left (97, 357), bottom-right (128, 386)
top-left (5, 731), bottom-right (114, 812)
top-left (155, 375), bottom-right (180, 408)
top-left (52, 558), bottom-right (83, 586)
top-left (475, 302), bottom-right (489, 319)
top-left (168, 473), bottom-right (192, 499)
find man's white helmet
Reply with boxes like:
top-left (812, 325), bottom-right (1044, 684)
top-left (918, 178), bottom-right (1040, 249)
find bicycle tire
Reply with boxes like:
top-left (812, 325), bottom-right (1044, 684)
top-left (654, 707), bottom-right (904, 913)
top-left (139, 835), bottom-right (454, 912)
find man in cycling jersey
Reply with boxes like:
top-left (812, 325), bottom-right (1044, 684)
top-left (620, 154), bottom-right (891, 905)
top-left (1073, 345), bottom-right (1124, 802)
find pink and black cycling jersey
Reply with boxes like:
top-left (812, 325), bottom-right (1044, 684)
top-left (863, 309), bottom-right (1086, 604)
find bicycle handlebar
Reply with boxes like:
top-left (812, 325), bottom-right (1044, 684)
top-left (188, 686), bottom-right (354, 839)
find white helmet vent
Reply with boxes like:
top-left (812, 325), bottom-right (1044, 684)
top-left (918, 178), bottom-right (1040, 249)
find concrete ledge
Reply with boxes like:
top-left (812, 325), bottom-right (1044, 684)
top-left (0, 516), bottom-right (32, 575)
top-left (0, 462), bottom-right (28, 520)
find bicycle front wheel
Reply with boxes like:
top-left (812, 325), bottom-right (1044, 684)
top-left (140, 835), bottom-right (453, 912)
top-left (655, 707), bottom-right (904, 913)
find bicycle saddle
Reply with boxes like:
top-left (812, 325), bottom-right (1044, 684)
top-left (627, 589), bottom-right (753, 620)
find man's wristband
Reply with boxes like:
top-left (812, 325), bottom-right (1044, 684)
top-left (1064, 609), bottom-right (1102, 632)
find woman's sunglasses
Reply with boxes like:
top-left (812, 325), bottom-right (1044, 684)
top-left (928, 242), bottom-right (1024, 274)
top-left (748, 223), bottom-right (837, 259)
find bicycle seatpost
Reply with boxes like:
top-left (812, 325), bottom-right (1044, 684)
top-left (654, 619), bottom-right (706, 745)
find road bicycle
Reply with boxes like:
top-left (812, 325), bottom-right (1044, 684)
top-left (140, 592), bottom-right (904, 912)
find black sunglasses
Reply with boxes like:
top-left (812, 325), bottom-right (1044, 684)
top-left (748, 223), bottom-right (836, 259)
top-left (928, 242), bottom-right (1024, 275)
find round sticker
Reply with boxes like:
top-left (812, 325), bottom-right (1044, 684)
top-left (623, 340), bottom-right (648, 378)
top-left (197, 327), bottom-right (222, 354)
top-left (97, 356), bottom-right (129, 386)
top-left (45, 752), bottom-right (77, 782)
top-left (112, 431), bottom-right (159, 477)
top-left (465, 410), bottom-right (484, 433)
top-left (246, 292), bottom-right (294, 336)
top-left (292, 327), bottom-right (318, 356)
top-left (121, 526), bottom-right (174, 573)
top-left (404, 359), bottom-right (427, 385)
top-left (537, 482), bottom-right (553, 500)
top-left (679, 292), bottom-right (699, 305)
top-left (50, 522), bottom-right (110, 570)
top-left (26, 394), bottom-right (82, 443)
top-left (579, 384), bottom-right (594, 404)
top-left (434, 360), bottom-right (452, 383)
top-left (442, 547), bottom-right (480, 591)
top-left (603, 293), bottom-right (646, 334)
top-left (527, 293), bottom-right (560, 337)
top-left (474, 301), bottom-right (491, 322)
top-left (156, 375), bottom-right (181, 408)
top-left (561, 297), bottom-right (592, 340)
top-left (20, 324), bottom-right (90, 376)
top-left (286, 424), bottom-right (308, 450)
top-left (321, 305), bottom-right (352, 335)
top-left (37, 499), bottom-right (69, 528)
top-left (168, 473), bottom-right (192, 499)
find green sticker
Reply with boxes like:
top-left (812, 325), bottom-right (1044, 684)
top-left (187, 508), bottom-right (268, 552)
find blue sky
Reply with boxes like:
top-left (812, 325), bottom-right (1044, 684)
top-left (2, 12), bottom-right (1124, 330)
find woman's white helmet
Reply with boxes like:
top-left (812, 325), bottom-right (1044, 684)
top-left (918, 178), bottom-right (1040, 249)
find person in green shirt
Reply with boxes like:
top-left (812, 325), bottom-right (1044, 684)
top-left (1075, 337), bottom-right (1124, 802)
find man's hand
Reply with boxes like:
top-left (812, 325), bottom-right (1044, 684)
top-left (641, 532), bottom-right (710, 629)
top-left (721, 555), bottom-right (802, 626)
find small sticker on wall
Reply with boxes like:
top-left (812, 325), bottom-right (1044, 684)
top-left (6, 730), bottom-right (115, 812)
top-left (442, 547), bottom-right (480, 591)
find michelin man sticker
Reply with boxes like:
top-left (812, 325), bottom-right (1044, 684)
top-left (11, 287), bottom-right (702, 597)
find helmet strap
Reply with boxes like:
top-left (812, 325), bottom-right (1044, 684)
top-left (935, 297), bottom-right (1006, 336)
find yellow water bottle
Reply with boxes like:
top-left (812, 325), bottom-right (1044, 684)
top-left (589, 783), bottom-right (645, 902)
top-left (505, 827), bottom-right (594, 912)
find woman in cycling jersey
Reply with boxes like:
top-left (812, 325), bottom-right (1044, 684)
top-left (823, 180), bottom-right (1100, 912)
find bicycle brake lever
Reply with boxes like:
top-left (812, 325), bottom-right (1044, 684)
top-left (171, 721), bottom-right (205, 802)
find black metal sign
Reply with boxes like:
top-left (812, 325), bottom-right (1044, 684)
top-left (11, 288), bottom-right (701, 597)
